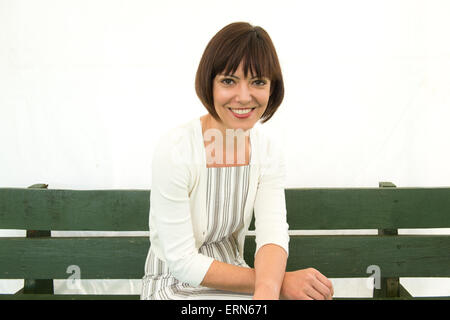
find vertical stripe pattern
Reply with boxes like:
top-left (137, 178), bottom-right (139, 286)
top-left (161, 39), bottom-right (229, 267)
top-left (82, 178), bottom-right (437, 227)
top-left (141, 165), bottom-right (252, 300)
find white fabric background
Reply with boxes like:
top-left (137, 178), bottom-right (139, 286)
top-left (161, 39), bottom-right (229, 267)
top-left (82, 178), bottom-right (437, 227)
top-left (1, 0), bottom-right (449, 297)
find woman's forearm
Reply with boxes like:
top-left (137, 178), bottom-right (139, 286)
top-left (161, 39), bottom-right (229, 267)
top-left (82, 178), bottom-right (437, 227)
top-left (253, 244), bottom-right (288, 299)
top-left (199, 243), bottom-right (287, 298)
top-left (200, 260), bottom-right (256, 294)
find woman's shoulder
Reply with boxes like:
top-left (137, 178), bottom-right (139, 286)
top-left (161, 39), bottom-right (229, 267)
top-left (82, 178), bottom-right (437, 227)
top-left (153, 118), bottom-right (201, 166)
top-left (153, 118), bottom-right (198, 154)
top-left (158, 118), bottom-right (198, 144)
top-left (253, 126), bottom-right (283, 153)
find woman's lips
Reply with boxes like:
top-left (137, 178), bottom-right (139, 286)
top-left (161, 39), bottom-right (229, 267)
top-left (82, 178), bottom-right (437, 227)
top-left (227, 107), bottom-right (256, 119)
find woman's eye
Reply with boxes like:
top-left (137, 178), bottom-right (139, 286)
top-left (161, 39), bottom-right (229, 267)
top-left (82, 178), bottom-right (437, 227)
top-left (253, 79), bottom-right (267, 86)
top-left (221, 78), bottom-right (235, 85)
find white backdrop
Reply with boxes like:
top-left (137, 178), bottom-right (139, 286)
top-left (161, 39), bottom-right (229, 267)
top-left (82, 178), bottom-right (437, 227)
top-left (1, 0), bottom-right (449, 297)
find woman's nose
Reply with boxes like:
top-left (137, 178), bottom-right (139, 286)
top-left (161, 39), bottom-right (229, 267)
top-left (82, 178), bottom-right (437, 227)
top-left (235, 82), bottom-right (252, 105)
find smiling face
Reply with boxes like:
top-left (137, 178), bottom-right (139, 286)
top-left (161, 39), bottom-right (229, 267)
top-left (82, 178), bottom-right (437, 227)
top-left (211, 60), bottom-right (271, 133)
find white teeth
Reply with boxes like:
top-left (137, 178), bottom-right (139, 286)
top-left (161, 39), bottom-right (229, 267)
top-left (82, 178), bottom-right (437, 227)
top-left (230, 108), bottom-right (254, 114)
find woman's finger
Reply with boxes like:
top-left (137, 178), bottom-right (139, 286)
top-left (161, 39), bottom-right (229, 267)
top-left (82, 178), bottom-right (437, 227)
top-left (311, 276), bottom-right (332, 300)
top-left (312, 269), bottom-right (334, 297)
top-left (305, 285), bottom-right (325, 300)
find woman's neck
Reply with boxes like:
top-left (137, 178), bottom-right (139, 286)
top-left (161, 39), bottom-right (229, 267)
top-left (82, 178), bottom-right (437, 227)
top-left (200, 114), bottom-right (250, 167)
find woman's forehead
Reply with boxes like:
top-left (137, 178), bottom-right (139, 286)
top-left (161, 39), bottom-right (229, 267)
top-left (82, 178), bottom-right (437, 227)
top-left (219, 59), bottom-right (270, 78)
top-left (217, 72), bottom-right (269, 80)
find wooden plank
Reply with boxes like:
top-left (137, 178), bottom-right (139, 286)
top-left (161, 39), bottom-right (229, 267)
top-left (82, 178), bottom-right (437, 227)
top-left (2, 187), bottom-right (450, 231)
top-left (284, 187), bottom-right (450, 229)
top-left (374, 278), bottom-right (400, 299)
top-left (0, 188), bottom-right (150, 231)
top-left (244, 235), bottom-right (450, 278)
top-left (0, 237), bottom-right (149, 279)
top-left (374, 181), bottom-right (400, 298)
top-left (0, 235), bottom-right (449, 279)
top-left (22, 183), bottom-right (54, 295)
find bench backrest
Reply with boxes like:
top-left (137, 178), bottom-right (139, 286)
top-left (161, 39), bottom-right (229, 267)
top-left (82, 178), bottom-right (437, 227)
top-left (1, 185), bottom-right (449, 281)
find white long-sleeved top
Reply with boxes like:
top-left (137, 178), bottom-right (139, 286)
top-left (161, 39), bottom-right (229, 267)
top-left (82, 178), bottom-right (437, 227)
top-left (148, 117), bottom-right (289, 287)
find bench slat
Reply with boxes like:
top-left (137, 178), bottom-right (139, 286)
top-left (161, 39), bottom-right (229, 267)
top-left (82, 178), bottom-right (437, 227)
top-left (0, 188), bottom-right (149, 231)
top-left (1, 235), bottom-right (448, 279)
top-left (285, 188), bottom-right (450, 230)
top-left (246, 235), bottom-right (450, 277)
top-left (1, 188), bottom-right (450, 231)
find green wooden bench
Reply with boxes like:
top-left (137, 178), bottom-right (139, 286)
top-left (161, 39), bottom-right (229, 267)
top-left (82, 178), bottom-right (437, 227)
top-left (0, 182), bottom-right (449, 300)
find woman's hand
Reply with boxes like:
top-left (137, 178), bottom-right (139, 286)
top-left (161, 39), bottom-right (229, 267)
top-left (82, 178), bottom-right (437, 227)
top-left (280, 268), bottom-right (334, 300)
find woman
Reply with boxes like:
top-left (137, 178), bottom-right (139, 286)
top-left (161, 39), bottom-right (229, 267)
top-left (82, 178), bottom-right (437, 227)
top-left (141, 22), bottom-right (334, 300)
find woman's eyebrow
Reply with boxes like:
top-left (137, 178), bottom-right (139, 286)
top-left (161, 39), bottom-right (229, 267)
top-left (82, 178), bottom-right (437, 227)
top-left (220, 74), bottom-right (266, 80)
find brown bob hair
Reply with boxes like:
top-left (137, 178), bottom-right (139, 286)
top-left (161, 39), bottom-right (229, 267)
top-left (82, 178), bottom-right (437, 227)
top-left (195, 22), bottom-right (284, 124)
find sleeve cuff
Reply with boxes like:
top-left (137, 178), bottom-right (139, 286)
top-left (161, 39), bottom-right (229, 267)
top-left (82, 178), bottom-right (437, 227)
top-left (168, 253), bottom-right (215, 287)
top-left (255, 235), bottom-right (290, 258)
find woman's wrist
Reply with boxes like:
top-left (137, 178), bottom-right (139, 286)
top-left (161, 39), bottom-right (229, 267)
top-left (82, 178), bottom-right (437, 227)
top-left (253, 282), bottom-right (281, 300)
top-left (279, 271), bottom-right (290, 299)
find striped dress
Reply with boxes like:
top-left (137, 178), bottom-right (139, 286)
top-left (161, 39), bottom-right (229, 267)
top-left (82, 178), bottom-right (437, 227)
top-left (140, 165), bottom-right (254, 300)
